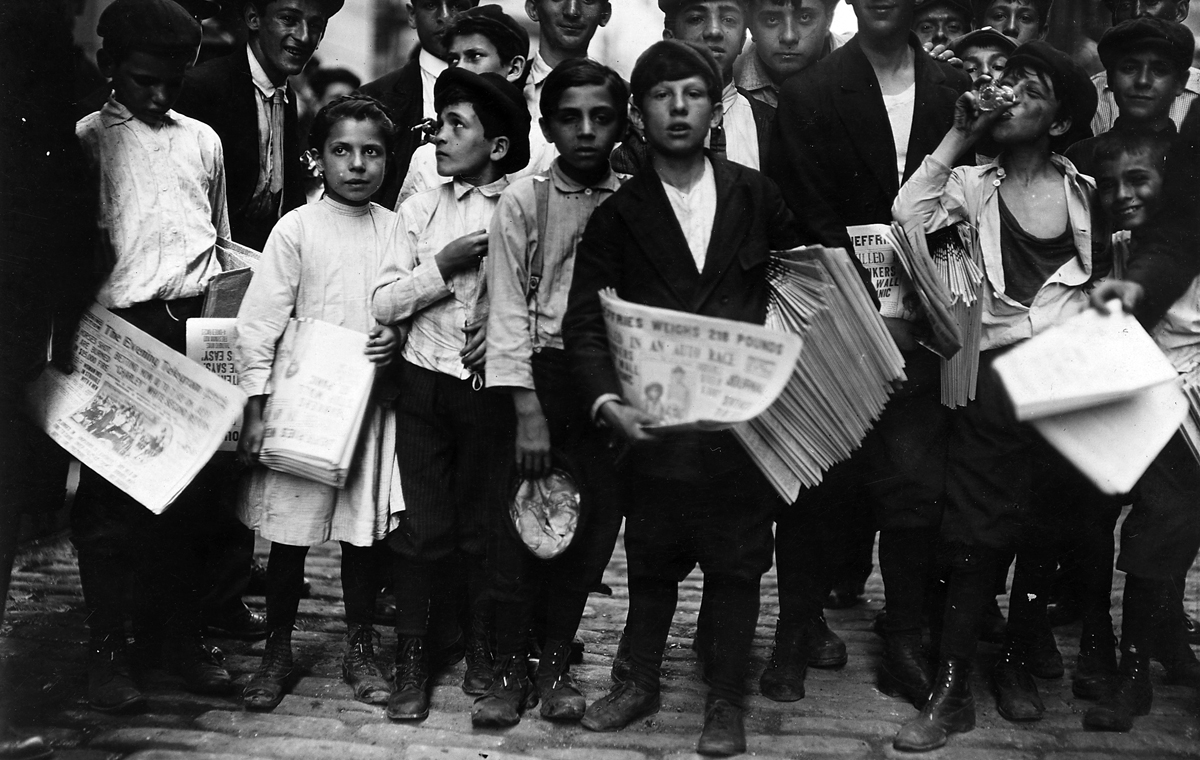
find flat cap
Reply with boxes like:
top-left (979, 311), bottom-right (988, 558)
top-left (444, 4), bottom-right (530, 58)
top-left (915, 0), bottom-right (975, 21)
top-left (434, 68), bottom-right (531, 174)
top-left (237, 0), bottom-right (345, 17)
top-left (97, 0), bottom-right (202, 55)
top-left (950, 26), bottom-right (1018, 55)
top-left (1006, 40), bottom-right (1098, 132)
top-left (1099, 17), bottom-right (1195, 73)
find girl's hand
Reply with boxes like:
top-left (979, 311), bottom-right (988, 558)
top-left (238, 396), bottom-right (267, 467)
top-left (365, 325), bottom-right (399, 366)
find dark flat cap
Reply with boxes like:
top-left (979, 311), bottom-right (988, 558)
top-left (444, 4), bottom-right (530, 58)
top-left (915, 0), bottom-right (975, 21)
top-left (1099, 17), bottom-right (1195, 73)
top-left (1006, 40), bottom-right (1099, 132)
top-left (434, 68), bottom-right (531, 174)
top-left (237, 0), bottom-right (345, 17)
top-left (98, 0), bottom-right (202, 55)
top-left (950, 26), bottom-right (1018, 55)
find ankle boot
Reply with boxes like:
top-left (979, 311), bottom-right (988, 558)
top-left (536, 639), bottom-right (586, 721)
top-left (807, 615), bottom-right (848, 668)
top-left (610, 629), bottom-right (632, 684)
top-left (166, 632), bottom-right (233, 696)
top-left (342, 624), bottom-right (391, 705)
top-left (759, 621), bottom-right (807, 702)
top-left (880, 631), bottom-right (933, 708)
top-left (1083, 648), bottom-right (1152, 732)
top-left (696, 697), bottom-right (745, 757)
top-left (992, 641), bottom-right (1044, 722)
top-left (87, 632), bottom-right (145, 713)
top-left (471, 654), bottom-right (537, 728)
top-left (462, 613), bottom-right (494, 696)
top-left (1155, 616), bottom-right (1200, 688)
top-left (243, 628), bottom-right (293, 711)
top-left (893, 659), bottom-right (975, 752)
top-left (1073, 626), bottom-right (1118, 701)
top-left (387, 636), bottom-right (430, 721)
top-left (1026, 625), bottom-right (1064, 679)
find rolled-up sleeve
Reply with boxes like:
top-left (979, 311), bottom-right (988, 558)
top-left (485, 190), bottom-right (536, 390)
top-left (234, 216), bottom-right (302, 397)
top-left (892, 154), bottom-right (968, 232)
top-left (371, 201), bottom-right (451, 325)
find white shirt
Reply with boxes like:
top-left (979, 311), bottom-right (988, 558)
top-left (247, 45), bottom-right (288, 216)
top-left (419, 49), bottom-right (449, 120)
top-left (77, 97), bottom-right (230, 310)
top-left (661, 158), bottom-right (717, 273)
top-left (882, 82), bottom-right (916, 187)
top-left (718, 82), bottom-right (760, 170)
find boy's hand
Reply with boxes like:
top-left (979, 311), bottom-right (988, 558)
top-left (436, 230), bottom-right (488, 279)
top-left (599, 400), bottom-right (658, 445)
top-left (1091, 280), bottom-right (1145, 314)
top-left (924, 41), bottom-right (963, 68)
top-left (513, 389), bottom-right (552, 479)
top-left (461, 322), bottom-right (487, 373)
top-left (237, 396), bottom-right (267, 467)
top-left (951, 86), bottom-right (1009, 143)
top-left (365, 325), bottom-right (399, 366)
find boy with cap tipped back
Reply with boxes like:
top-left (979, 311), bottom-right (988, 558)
top-left (397, 4), bottom-right (531, 205)
top-left (73, 0), bottom-right (233, 712)
top-left (891, 40), bottom-right (1101, 752)
top-left (372, 68), bottom-right (531, 722)
top-left (565, 40), bottom-right (801, 757)
top-left (912, 0), bottom-right (972, 48)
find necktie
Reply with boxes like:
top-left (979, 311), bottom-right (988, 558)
top-left (267, 89), bottom-right (286, 195)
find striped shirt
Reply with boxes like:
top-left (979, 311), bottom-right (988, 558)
top-left (1091, 66), bottom-right (1200, 135)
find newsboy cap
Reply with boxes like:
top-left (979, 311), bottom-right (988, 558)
top-left (97, 0), bottom-right (202, 56)
top-left (1099, 17), bottom-right (1195, 74)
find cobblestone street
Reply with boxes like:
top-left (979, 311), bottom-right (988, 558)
top-left (3, 515), bottom-right (1199, 760)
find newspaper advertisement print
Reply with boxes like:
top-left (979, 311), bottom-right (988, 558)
top-left (27, 304), bottom-right (248, 514)
top-left (847, 223), bottom-right (920, 322)
top-left (599, 290), bottom-right (802, 432)
top-left (186, 318), bottom-right (241, 452)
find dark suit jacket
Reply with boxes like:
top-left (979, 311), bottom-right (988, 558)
top-left (174, 50), bottom-right (305, 251)
top-left (769, 35), bottom-right (971, 252)
top-left (563, 156), bottom-right (801, 482)
top-left (359, 59), bottom-right (425, 210)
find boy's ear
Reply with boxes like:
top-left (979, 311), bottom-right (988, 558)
top-left (598, 2), bottom-right (612, 27)
top-left (97, 48), bottom-right (116, 79)
top-left (525, 0), bottom-right (539, 24)
top-left (506, 55), bottom-right (528, 84)
top-left (309, 148), bottom-right (324, 175)
top-left (1048, 115), bottom-right (1072, 138)
top-left (663, 28), bottom-right (675, 40)
top-left (406, 2), bottom-right (417, 29)
top-left (489, 134), bottom-right (511, 164)
top-left (1174, 0), bottom-right (1190, 21)
top-left (245, 1), bottom-right (263, 33)
top-left (630, 103), bottom-right (645, 135)
top-left (539, 115), bottom-right (553, 143)
top-left (710, 101), bottom-right (724, 130)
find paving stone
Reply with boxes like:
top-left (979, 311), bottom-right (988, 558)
top-left (1063, 730), bottom-right (1200, 755)
top-left (753, 735), bottom-right (873, 757)
top-left (124, 752), bottom-right (275, 760)
top-left (90, 727), bottom-right (394, 759)
top-left (880, 745), bottom-right (1038, 760)
top-left (537, 749), bottom-right (648, 760)
top-left (47, 751), bottom-right (123, 760)
top-left (778, 716), bottom-right (900, 738)
top-left (192, 709), bottom-right (351, 739)
top-left (403, 746), bottom-right (537, 760)
top-left (353, 721), bottom-right (507, 751)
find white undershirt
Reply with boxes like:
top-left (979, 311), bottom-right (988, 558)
top-left (662, 158), bottom-right (717, 273)
top-left (719, 83), bottom-right (760, 170)
top-left (882, 82), bottom-right (915, 186)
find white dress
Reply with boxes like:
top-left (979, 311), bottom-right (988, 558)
top-left (235, 195), bottom-right (403, 547)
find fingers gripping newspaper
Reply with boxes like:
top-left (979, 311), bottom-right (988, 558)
top-left (598, 290), bottom-right (802, 432)
top-left (27, 304), bottom-right (248, 514)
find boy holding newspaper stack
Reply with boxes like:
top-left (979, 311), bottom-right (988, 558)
top-left (890, 41), bottom-right (1102, 752)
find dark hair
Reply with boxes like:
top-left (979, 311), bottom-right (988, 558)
top-left (630, 39), bottom-right (722, 109)
top-left (742, 0), bottom-right (841, 15)
top-left (540, 58), bottom-right (629, 131)
top-left (443, 16), bottom-right (531, 88)
top-left (1092, 129), bottom-right (1172, 174)
top-left (308, 67), bottom-right (361, 100)
top-left (308, 94), bottom-right (398, 157)
top-left (976, 0), bottom-right (1052, 29)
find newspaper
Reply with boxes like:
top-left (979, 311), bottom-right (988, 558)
top-left (847, 224), bottom-right (919, 321)
top-left (27, 304), bottom-right (248, 514)
top-left (889, 218), bottom-right (964, 360)
top-left (258, 318), bottom-right (377, 487)
top-left (186, 319), bottom-right (241, 452)
top-left (214, 236), bottom-right (261, 271)
top-left (598, 290), bottom-right (802, 432)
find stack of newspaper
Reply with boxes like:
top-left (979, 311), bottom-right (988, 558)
top-left (258, 319), bottom-right (377, 488)
top-left (925, 224), bottom-right (985, 408)
top-left (889, 218), bottom-right (963, 360)
top-left (732, 246), bottom-right (907, 501)
top-left (203, 237), bottom-right (261, 318)
top-left (993, 305), bottom-right (1186, 494)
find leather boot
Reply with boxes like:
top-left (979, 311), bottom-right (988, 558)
top-left (1155, 616), bottom-right (1200, 688)
top-left (696, 698), bottom-right (745, 757)
top-left (87, 633), bottom-right (145, 713)
top-left (1025, 626), bottom-right (1064, 679)
top-left (880, 631), bottom-right (933, 708)
top-left (992, 643), bottom-right (1044, 722)
top-left (759, 621), bottom-right (807, 702)
top-left (342, 624), bottom-right (391, 705)
top-left (536, 639), bottom-right (586, 721)
top-left (1073, 627), bottom-right (1118, 701)
top-left (243, 628), bottom-right (293, 711)
top-left (610, 629), bottom-right (631, 684)
top-left (1083, 649), bottom-right (1152, 732)
top-left (462, 613), bottom-right (494, 696)
top-left (581, 679), bottom-right (661, 731)
top-left (0, 728), bottom-right (51, 760)
top-left (807, 615), bottom-right (848, 668)
top-left (387, 636), bottom-right (430, 721)
top-left (471, 654), bottom-right (537, 727)
top-left (166, 633), bottom-right (233, 695)
top-left (893, 659), bottom-right (975, 752)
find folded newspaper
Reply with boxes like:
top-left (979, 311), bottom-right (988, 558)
top-left (733, 246), bottom-right (907, 501)
top-left (993, 305), bottom-right (1186, 494)
top-left (889, 217), bottom-right (964, 360)
top-left (186, 318), bottom-right (241, 452)
top-left (598, 290), bottom-right (802, 432)
top-left (26, 304), bottom-right (247, 514)
top-left (257, 318), bottom-right (377, 488)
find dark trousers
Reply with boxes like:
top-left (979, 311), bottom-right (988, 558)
top-left (388, 360), bottom-right (512, 636)
top-left (1120, 432), bottom-right (1200, 580)
top-left (489, 350), bottom-right (623, 656)
top-left (623, 462), bottom-right (779, 707)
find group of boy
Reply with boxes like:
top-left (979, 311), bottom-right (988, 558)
top-left (37, 0), bottom-right (1200, 758)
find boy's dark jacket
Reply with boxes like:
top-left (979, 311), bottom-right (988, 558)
top-left (563, 156), bottom-right (800, 483)
top-left (769, 34), bottom-right (971, 251)
top-left (358, 57), bottom-right (425, 210)
top-left (174, 51), bottom-right (305, 252)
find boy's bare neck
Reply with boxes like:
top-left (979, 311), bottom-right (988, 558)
top-left (538, 45), bottom-right (587, 70)
top-left (249, 38), bottom-right (289, 87)
top-left (456, 165), bottom-right (503, 187)
top-left (652, 151), bottom-right (707, 191)
top-left (1001, 141), bottom-right (1057, 182)
top-left (557, 158), bottom-right (611, 187)
top-left (863, 38), bottom-right (915, 93)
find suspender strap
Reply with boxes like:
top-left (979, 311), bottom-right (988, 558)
top-left (528, 175), bottom-right (551, 303)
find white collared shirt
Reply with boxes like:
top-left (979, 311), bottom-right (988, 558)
top-left (718, 82), bottom-right (760, 170)
top-left (419, 48), bottom-right (449, 120)
top-left (77, 97), bottom-right (230, 309)
top-left (373, 176), bottom-right (510, 379)
top-left (247, 45), bottom-right (288, 216)
top-left (661, 158), bottom-right (717, 273)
